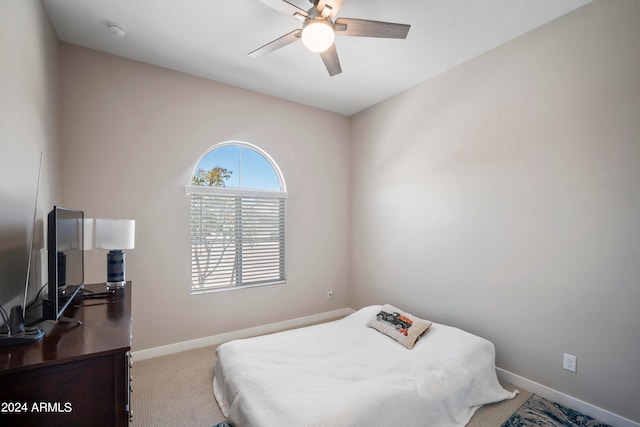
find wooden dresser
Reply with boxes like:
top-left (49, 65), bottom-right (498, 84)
top-left (0, 282), bottom-right (132, 427)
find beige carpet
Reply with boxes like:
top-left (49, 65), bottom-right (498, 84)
top-left (132, 345), bottom-right (225, 426)
top-left (133, 343), bottom-right (531, 427)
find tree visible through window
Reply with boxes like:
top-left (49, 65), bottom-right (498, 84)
top-left (186, 143), bottom-right (286, 293)
top-left (191, 166), bottom-right (232, 187)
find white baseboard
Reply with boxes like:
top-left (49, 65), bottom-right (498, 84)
top-left (497, 368), bottom-right (639, 427)
top-left (132, 307), bottom-right (354, 361)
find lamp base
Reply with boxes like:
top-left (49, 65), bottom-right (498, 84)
top-left (106, 250), bottom-right (127, 289)
top-left (106, 280), bottom-right (126, 290)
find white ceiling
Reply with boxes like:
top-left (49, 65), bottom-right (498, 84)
top-left (42, 0), bottom-right (592, 116)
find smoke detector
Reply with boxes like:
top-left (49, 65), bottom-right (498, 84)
top-left (107, 23), bottom-right (127, 38)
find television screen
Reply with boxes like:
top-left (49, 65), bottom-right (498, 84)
top-left (43, 206), bottom-right (84, 320)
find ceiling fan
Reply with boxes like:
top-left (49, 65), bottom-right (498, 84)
top-left (250, 0), bottom-right (411, 76)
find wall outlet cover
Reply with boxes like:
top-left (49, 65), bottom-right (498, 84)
top-left (563, 353), bottom-right (577, 372)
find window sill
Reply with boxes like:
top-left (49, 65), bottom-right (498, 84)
top-left (190, 280), bottom-right (285, 295)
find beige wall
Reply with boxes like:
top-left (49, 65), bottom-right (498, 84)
top-left (0, 0), bottom-right (60, 308)
top-left (59, 44), bottom-right (351, 350)
top-left (350, 0), bottom-right (640, 422)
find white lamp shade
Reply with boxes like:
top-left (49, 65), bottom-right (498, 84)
top-left (83, 218), bottom-right (94, 250)
top-left (95, 218), bottom-right (135, 250)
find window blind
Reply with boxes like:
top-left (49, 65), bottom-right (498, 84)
top-left (189, 190), bottom-right (286, 292)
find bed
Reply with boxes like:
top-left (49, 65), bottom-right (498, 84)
top-left (213, 305), bottom-right (517, 427)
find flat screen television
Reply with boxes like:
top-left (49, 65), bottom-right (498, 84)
top-left (43, 206), bottom-right (85, 320)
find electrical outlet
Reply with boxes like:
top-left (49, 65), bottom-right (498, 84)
top-left (563, 353), bottom-right (577, 372)
top-left (326, 288), bottom-right (333, 299)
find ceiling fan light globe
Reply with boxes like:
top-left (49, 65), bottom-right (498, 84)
top-left (301, 18), bottom-right (335, 53)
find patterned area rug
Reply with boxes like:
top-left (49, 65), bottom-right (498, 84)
top-left (502, 394), bottom-right (612, 427)
top-left (213, 394), bottom-right (612, 427)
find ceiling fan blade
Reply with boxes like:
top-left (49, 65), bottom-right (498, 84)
top-left (256, 0), bottom-right (309, 20)
top-left (249, 29), bottom-right (301, 58)
top-left (319, 43), bottom-right (342, 76)
top-left (334, 18), bottom-right (410, 39)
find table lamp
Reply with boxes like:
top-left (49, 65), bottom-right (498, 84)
top-left (95, 218), bottom-right (135, 289)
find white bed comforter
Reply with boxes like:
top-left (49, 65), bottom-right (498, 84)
top-left (213, 305), bottom-right (516, 427)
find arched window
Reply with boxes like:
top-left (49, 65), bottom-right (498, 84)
top-left (186, 142), bottom-right (286, 293)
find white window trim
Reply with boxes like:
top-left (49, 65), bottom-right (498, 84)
top-left (185, 185), bottom-right (288, 199)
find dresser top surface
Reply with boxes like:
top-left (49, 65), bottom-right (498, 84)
top-left (0, 282), bottom-right (132, 374)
